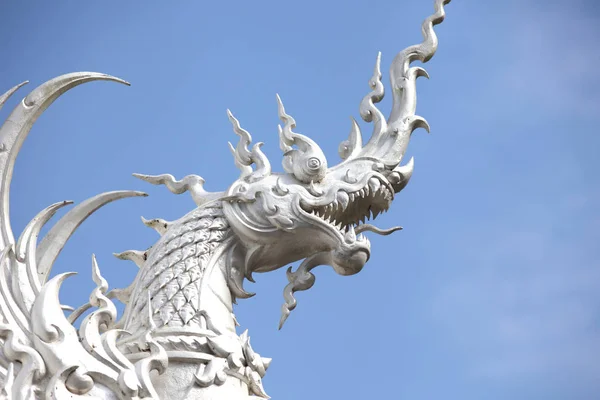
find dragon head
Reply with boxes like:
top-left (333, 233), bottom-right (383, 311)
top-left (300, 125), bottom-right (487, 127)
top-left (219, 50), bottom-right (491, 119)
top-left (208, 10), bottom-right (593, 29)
top-left (221, 80), bottom-right (415, 278)
top-left (135, 0), bottom-right (450, 327)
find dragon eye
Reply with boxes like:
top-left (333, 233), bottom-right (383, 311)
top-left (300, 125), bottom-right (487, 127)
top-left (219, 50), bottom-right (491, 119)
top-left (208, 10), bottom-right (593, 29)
top-left (306, 157), bottom-right (321, 171)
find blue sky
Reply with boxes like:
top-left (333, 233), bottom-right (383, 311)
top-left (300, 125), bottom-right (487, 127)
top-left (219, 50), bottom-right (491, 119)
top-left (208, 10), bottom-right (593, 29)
top-left (1, 0), bottom-right (599, 399)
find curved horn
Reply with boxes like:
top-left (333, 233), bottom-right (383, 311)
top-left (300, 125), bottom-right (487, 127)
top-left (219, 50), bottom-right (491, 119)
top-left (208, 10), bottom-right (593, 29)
top-left (338, 117), bottom-right (363, 160)
top-left (14, 201), bottom-right (73, 308)
top-left (35, 190), bottom-right (145, 285)
top-left (0, 82), bottom-right (28, 114)
top-left (0, 73), bottom-right (130, 251)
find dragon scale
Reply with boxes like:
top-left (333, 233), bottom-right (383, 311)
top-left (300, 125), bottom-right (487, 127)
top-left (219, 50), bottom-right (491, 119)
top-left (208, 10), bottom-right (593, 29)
top-left (124, 204), bottom-right (234, 337)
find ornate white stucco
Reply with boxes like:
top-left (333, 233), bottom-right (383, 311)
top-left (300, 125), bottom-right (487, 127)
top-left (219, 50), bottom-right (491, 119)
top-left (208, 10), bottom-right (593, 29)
top-left (0, 1), bottom-right (451, 398)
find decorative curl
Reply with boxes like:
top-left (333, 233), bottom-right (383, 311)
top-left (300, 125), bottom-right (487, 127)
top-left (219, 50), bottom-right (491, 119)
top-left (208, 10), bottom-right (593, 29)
top-left (227, 110), bottom-right (271, 182)
top-left (356, 52), bottom-right (387, 154)
top-left (278, 253), bottom-right (331, 329)
top-left (276, 95), bottom-right (328, 183)
top-left (133, 173), bottom-right (222, 206)
top-left (360, 0), bottom-right (451, 166)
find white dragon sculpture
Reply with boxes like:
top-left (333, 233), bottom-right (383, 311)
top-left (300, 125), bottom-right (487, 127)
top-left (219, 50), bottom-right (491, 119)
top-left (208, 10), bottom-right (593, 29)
top-left (0, 0), bottom-right (451, 398)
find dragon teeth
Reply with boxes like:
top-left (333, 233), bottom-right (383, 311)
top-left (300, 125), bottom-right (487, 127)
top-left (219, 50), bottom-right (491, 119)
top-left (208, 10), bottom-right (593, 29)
top-left (308, 181), bottom-right (392, 231)
top-left (368, 177), bottom-right (381, 194)
top-left (337, 191), bottom-right (349, 210)
top-left (344, 224), bottom-right (356, 243)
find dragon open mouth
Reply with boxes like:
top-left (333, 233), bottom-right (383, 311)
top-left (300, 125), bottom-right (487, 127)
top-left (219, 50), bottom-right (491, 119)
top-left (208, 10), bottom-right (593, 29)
top-left (300, 177), bottom-right (401, 237)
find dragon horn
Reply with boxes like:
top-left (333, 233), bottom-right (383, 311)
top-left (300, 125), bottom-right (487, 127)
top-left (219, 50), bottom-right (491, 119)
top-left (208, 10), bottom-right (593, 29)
top-left (0, 73), bottom-right (129, 250)
top-left (355, 0), bottom-right (450, 166)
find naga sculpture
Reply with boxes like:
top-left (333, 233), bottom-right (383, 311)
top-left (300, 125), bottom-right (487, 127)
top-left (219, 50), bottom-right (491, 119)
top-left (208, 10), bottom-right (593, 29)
top-left (0, 0), bottom-right (451, 398)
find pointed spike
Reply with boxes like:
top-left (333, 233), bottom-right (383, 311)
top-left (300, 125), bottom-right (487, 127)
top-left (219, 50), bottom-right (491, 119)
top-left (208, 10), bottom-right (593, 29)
top-left (16, 200), bottom-right (73, 263)
top-left (276, 93), bottom-right (298, 144)
top-left (90, 254), bottom-right (109, 292)
top-left (262, 357), bottom-right (272, 371)
top-left (113, 250), bottom-right (147, 268)
top-left (344, 224), bottom-right (356, 243)
top-left (394, 156), bottom-right (415, 175)
top-left (374, 51), bottom-right (382, 76)
top-left (0, 81), bottom-right (28, 112)
top-left (132, 172), bottom-right (220, 207)
top-left (275, 94), bottom-right (288, 121)
top-left (390, 156), bottom-right (415, 193)
top-left (36, 191), bottom-right (146, 286)
top-left (368, 177), bottom-right (381, 194)
top-left (336, 191), bottom-right (349, 211)
top-left (141, 216), bottom-right (169, 235)
top-left (0, 73), bottom-right (130, 253)
top-left (409, 116), bottom-right (431, 133)
top-left (394, 157), bottom-right (415, 181)
top-left (414, 66), bottom-right (430, 79)
top-left (338, 117), bottom-right (363, 160)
